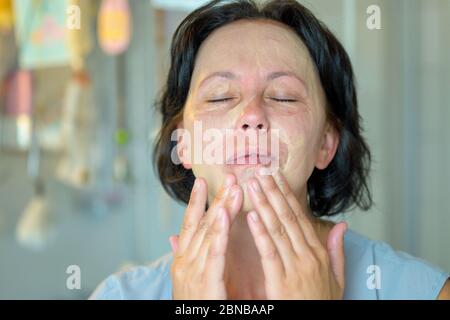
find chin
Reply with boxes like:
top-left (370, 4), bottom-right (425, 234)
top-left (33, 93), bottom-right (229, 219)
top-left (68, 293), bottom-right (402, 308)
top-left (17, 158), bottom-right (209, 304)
top-left (233, 166), bottom-right (258, 184)
top-left (239, 187), bottom-right (254, 213)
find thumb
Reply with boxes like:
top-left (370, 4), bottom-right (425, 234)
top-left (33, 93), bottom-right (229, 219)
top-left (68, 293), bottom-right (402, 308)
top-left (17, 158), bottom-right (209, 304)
top-left (169, 235), bottom-right (179, 254)
top-left (326, 222), bottom-right (347, 288)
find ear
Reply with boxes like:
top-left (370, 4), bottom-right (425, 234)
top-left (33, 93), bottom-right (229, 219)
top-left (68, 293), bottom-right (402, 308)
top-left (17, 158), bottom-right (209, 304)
top-left (315, 122), bottom-right (339, 170)
top-left (176, 121), bottom-right (192, 170)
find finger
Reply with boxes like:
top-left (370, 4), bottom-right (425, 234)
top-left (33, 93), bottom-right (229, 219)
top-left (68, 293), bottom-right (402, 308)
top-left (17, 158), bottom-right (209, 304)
top-left (194, 179), bottom-right (243, 271)
top-left (271, 169), bottom-right (322, 248)
top-left (190, 183), bottom-right (242, 259)
top-left (186, 175), bottom-right (240, 261)
top-left (254, 168), bottom-right (310, 256)
top-left (177, 178), bottom-right (208, 255)
top-left (247, 177), bottom-right (296, 268)
top-left (247, 210), bottom-right (285, 280)
top-left (327, 222), bottom-right (347, 288)
top-left (169, 235), bottom-right (179, 253)
top-left (202, 207), bottom-right (231, 285)
top-left (208, 174), bottom-right (243, 222)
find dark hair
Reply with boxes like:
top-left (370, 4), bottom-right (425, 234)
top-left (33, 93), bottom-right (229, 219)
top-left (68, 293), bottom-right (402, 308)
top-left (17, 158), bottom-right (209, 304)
top-left (153, 0), bottom-right (372, 216)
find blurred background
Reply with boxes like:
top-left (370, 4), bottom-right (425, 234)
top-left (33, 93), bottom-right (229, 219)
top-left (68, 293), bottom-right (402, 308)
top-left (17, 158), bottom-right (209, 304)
top-left (0, 0), bottom-right (448, 299)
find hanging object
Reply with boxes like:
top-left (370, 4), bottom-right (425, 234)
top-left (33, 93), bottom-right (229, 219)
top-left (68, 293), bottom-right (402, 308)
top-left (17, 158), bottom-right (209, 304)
top-left (14, 0), bottom-right (70, 69)
top-left (4, 69), bottom-right (32, 116)
top-left (97, 0), bottom-right (131, 55)
top-left (113, 129), bottom-right (130, 182)
top-left (57, 70), bottom-right (96, 188)
top-left (2, 70), bottom-right (32, 149)
top-left (113, 55), bottom-right (131, 183)
top-left (66, 0), bottom-right (93, 71)
top-left (16, 190), bottom-right (53, 251)
top-left (16, 114), bottom-right (55, 251)
top-left (0, 28), bottom-right (18, 83)
top-left (0, 0), bottom-right (14, 33)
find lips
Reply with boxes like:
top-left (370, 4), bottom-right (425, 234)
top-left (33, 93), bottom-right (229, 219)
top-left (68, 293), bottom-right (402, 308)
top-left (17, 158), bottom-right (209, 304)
top-left (225, 148), bottom-right (273, 165)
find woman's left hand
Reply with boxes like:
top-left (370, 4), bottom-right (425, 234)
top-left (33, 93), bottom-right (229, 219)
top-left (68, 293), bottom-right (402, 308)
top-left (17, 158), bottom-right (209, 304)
top-left (246, 167), bottom-right (348, 300)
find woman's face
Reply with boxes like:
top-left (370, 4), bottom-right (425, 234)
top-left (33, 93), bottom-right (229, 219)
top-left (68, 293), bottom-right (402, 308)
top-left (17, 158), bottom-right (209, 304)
top-left (179, 19), bottom-right (339, 211)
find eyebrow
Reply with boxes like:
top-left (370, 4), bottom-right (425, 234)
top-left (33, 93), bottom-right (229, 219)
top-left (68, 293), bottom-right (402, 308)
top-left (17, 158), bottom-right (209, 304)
top-left (198, 70), bottom-right (307, 90)
top-left (267, 71), bottom-right (306, 85)
top-left (198, 71), bottom-right (237, 88)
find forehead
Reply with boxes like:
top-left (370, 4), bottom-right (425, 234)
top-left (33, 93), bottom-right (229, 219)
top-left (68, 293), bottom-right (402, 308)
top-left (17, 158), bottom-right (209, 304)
top-left (191, 19), bottom-right (315, 81)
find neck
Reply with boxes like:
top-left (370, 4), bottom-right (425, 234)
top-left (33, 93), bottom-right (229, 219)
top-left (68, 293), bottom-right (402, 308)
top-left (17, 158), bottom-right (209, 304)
top-left (224, 192), bottom-right (332, 300)
top-left (224, 211), bottom-right (266, 299)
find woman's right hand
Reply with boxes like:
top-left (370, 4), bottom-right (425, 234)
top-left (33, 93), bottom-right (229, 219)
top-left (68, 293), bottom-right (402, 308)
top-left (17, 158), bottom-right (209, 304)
top-left (170, 174), bottom-right (243, 300)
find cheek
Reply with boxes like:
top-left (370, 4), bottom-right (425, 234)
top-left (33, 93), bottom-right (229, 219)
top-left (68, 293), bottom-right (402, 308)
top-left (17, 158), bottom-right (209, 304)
top-left (183, 115), bottom-right (230, 203)
top-left (183, 111), bottom-right (231, 158)
top-left (191, 164), bottom-right (224, 203)
top-left (274, 114), bottom-right (320, 189)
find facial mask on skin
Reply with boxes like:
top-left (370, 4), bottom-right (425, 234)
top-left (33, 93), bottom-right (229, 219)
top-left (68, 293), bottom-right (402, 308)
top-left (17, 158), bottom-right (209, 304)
top-left (281, 133), bottom-right (305, 172)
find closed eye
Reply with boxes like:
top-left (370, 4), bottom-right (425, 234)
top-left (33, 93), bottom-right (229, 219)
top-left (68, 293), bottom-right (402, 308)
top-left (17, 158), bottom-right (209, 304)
top-left (207, 97), bottom-right (235, 103)
top-left (207, 97), bottom-right (297, 103)
top-left (271, 98), bottom-right (298, 103)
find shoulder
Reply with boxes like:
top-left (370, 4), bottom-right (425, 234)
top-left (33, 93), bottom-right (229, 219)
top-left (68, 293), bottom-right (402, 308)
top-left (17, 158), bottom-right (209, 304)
top-left (89, 252), bottom-right (173, 300)
top-left (343, 229), bottom-right (450, 300)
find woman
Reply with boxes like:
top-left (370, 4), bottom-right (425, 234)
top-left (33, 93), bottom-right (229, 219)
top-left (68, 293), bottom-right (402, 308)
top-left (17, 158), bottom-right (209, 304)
top-left (91, 0), bottom-right (449, 299)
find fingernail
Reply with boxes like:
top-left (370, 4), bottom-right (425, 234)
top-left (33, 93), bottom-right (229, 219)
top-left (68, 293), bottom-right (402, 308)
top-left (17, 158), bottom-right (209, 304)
top-left (249, 211), bottom-right (259, 222)
top-left (224, 174), bottom-right (234, 188)
top-left (169, 235), bottom-right (178, 253)
top-left (231, 186), bottom-right (240, 198)
top-left (250, 179), bottom-right (261, 192)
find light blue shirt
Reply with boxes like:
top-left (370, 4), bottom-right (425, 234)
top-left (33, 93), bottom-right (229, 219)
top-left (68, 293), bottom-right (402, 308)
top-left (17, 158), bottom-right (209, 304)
top-left (90, 229), bottom-right (449, 300)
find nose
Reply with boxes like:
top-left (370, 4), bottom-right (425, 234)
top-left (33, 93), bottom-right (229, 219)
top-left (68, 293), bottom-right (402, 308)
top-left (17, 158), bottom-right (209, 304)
top-left (236, 97), bottom-right (269, 132)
